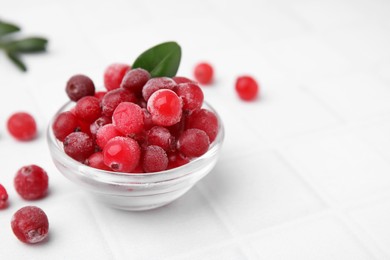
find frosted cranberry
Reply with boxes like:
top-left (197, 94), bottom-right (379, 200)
top-left (103, 136), bottom-right (140, 172)
top-left (14, 165), bottom-right (48, 200)
top-left (121, 68), bottom-right (151, 95)
top-left (102, 88), bottom-right (137, 117)
top-left (96, 124), bottom-right (122, 149)
top-left (75, 96), bottom-right (102, 123)
top-left (175, 82), bottom-right (204, 112)
top-left (194, 62), bottom-right (213, 85)
top-left (76, 118), bottom-right (92, 136)
top-left (86, 152), bottom-right (111, 171)
top-left (177, 129), bottom-right (210, 158)
top-left (187, 109), bottom-right (218, 142)
top-left (172, 76), bottom-right (195, 84)
top-left (142, 145), bottom-right (168, 172)
top-left (11, 206), bottom-right (49, 244)
top-left (7, 112), bottom-right (37, 141)
top-left (0, 184), bottom-right (8, 209)
top-left (167, 151), bottom-right (190, 169)
top-left (142, 77), bottom-right (176, 101)
top-left (90, 116), bottom-right (111, 136)
top-left (52, 111), bottom-right (79, 142)
top-left (94, 91), bottom-right (107, 101)
top-left (66, 74), bottom-right (95, 101)
top-left (235, 76), bottom-right (259, 101)
top-left (112, 102), bottom-right (144, 135)
top-left (147, 89), bottom-right (182, 126)
top-left (64, 132), bottom-right (95, 162)
top-left (104, 63), bottom-right (131, 91)
top-left (142, 108), bottom-right (154, 130)
top-left (147, 126), bottom-right (174, 152)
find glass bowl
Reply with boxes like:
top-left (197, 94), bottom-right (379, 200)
top-left (47, 101), bottom-right (224, 211)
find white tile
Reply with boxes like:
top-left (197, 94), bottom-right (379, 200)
top-left (250, 216), bottom-right (374, 260)
top-left (200, 151), bottom-right (323, 234)
top-left (173, 244), bottom-right (247, 260)
top-left (350, 198), bottom-right (390, 256)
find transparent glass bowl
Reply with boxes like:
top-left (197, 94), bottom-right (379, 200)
top-left (47, 101), bottom-right (224, 211)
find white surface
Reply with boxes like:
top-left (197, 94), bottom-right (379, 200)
top-left (1, 0), bottom-right (390, 259)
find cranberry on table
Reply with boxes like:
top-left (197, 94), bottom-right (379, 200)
top-left (104, 63), bottom-right (131, 91)
top-left (11, 206), bottom-right (49, 244)
top-left (142, 145), bottom-right (169, 172)
top-left (177, 128), bottom-right (210, 158)
top-left (66, 74), bottom-right (95, 101)
top-left (142, 77), bottom-right (176, 101)
top-left (147, 89), bottom-right (182, 127)
top-left (75, 96), bottom-right (102, 123)
top-left (186, 108), bottom-right (218, 142)
top-left (103, 136), bottom-right (141, 172)
top-left (102, 88), bottom-right (137, 117)
top-left (112, 102), bottom-right (144, 136)
top-left (64, 132), bottom-right (95, 162)
top-left (0, 184), bottom-right (8, 209)
top-left (96, 124), bottom-right (122, 149)
top-left (194, 62), bottom-right (213, 85)
top-left (174, 82), bottom-right (204, 112)
top-left (14, 165), bottom-right (49, 200)
top-left (52, 111), bottom-right (79, 142)
top-left (120, 68), bottom-right (151, 95)
top-left (235, 75), bottom-right (259, 101)
top-left (7, 112), bottom-right (37, 141)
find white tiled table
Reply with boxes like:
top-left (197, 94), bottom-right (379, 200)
top-left (1, 0), bottom-right (390, 259)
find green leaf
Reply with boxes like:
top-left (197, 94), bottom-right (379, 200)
top-left (6, 51), bottom-right (27, 71)
top-left (0, 21), bottom-right (20, 37)
top-left (132, 41), bottom-right (181, 78)
top-left (5, 37), bottom-right (48, 53)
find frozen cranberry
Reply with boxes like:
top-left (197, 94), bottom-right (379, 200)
top-left (121, 68), bottom-right (151, 95)
top-left (167, 151), bottom-right (190, 169)
top-left (64, 132), bottom-right (95, 162)
top-left (146, 126), bottom-right (175, 152)
top-left (174, 82), bottom-right (204, 112)
top-left (7, 112), bottom-right (37, 141)
top-left (194, 62), bottom-right (213, 85)
top-left (177, 129), bottom-right (210, 158)
top-left (187, 109), bottom-right (218, 142)
top-left (66, 74), bottom-right (95, 101)
top-left (142, 145), bottom-right (168, 172)
top-left (172, 76), bottom-right (195, 84)
top-left (142, 77), bottom-right (176, 101)
top-left (235, 76), bottom-right (259, 101)
top-left (0, 184), bottom-right (8, 209)
top-left (75, 96), bottom-right (102, 123)
top-left (76, 118), bottom-right (92, 136)
top-left (104, 63), bottom-right (131, 91)
top-left (147, 89), bottom-right (182, 126)
top-left (86, 152), bottom-right (111, 171)
top-left (112, 102), bottom-right (144, 136)
top-left (94, 91), bottom-right (107, 101)
top-left (52, 111), bottom-right (79, 142)
top-left (102, 88), bottom-right (137, 117)
top-left (90, 116), bottom-right (111, 136)
top-left (14, 165), bottom-right (48, 200)
top-left (103, 136), bottom-right (140, 172)
top-left (11, 206), bottom-right (49, 244)
top-left (96, 124), bottom-right (122, 149)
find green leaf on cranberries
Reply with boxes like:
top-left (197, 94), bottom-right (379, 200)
top-left (132, 41), bottom-right (181, 78)
top-left (0, 21), bottom-right (20, 37)
top-left (6, 37), bottom-right (48, 53)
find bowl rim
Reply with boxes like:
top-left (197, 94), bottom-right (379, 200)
top-left (47, 100), bottom-right (225, 183)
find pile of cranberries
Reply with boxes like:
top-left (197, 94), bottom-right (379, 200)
top-left (53, 64), bottom-right (219, 173)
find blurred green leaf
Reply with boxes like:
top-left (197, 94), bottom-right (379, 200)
top-left (6, 52), bottom-right (27, 71)
top-left (0, 21), bottom-right (20, 37)
top-left (6, 37), bottom-right (48, 53)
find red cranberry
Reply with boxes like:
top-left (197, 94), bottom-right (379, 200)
top-left (103, 136), bottom-right (140, 172)
top-left (64, 132), bottom-right (95, 162)
top-left (90, 116), bottom-right (111, 136)
top-left (52, 111), bottom-right (79, 142)
top-left (14, 165), bottom-right (48, 200)
top-left (112, 102), bottom-right (144, 136)
top-left (142, 145), bottom-right (168, 172)
top-left (120, 68), bottom-right (151, 96)
top-left (187, 109), bottom-right (218, 142)
top-left (104, 63), bottom-right (131, 91)
top-left (142, 77), bottom-right (176, 101)
top-left (102, 88), bottom-right (137, 117)
top-left (66, 74), bottom-right (95, 101)
top-left (174, 82), bottom-right (204, 112)
top-left (0, 184), bottom-right (8, 209)
top-left (147, 89), bottom-right (182, 126)
top-left (7, 112), bottom-right (37, 141)
top-left (194, 62), bottom-right (213, 85)
top-left (96, 124), bottom-right (122, 149)
top-left (177, 128), bottom-right (210, 158)
top-left (235, 76), bottom-right (259, 101)
top-left (146, 126), bottom-right (175, 152)
top-left (94, 91), bottom-right (107, 101)
top-left (86, 152), bottom-right (111, 171)
top-left (75, 96), bottom-right (102, 123)
top-left (167, 151), bottom-right (190, 169)
top-left (172, 76), bottom-right (195, 84)
top-left (11, 206), bottom-right (49, 244)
